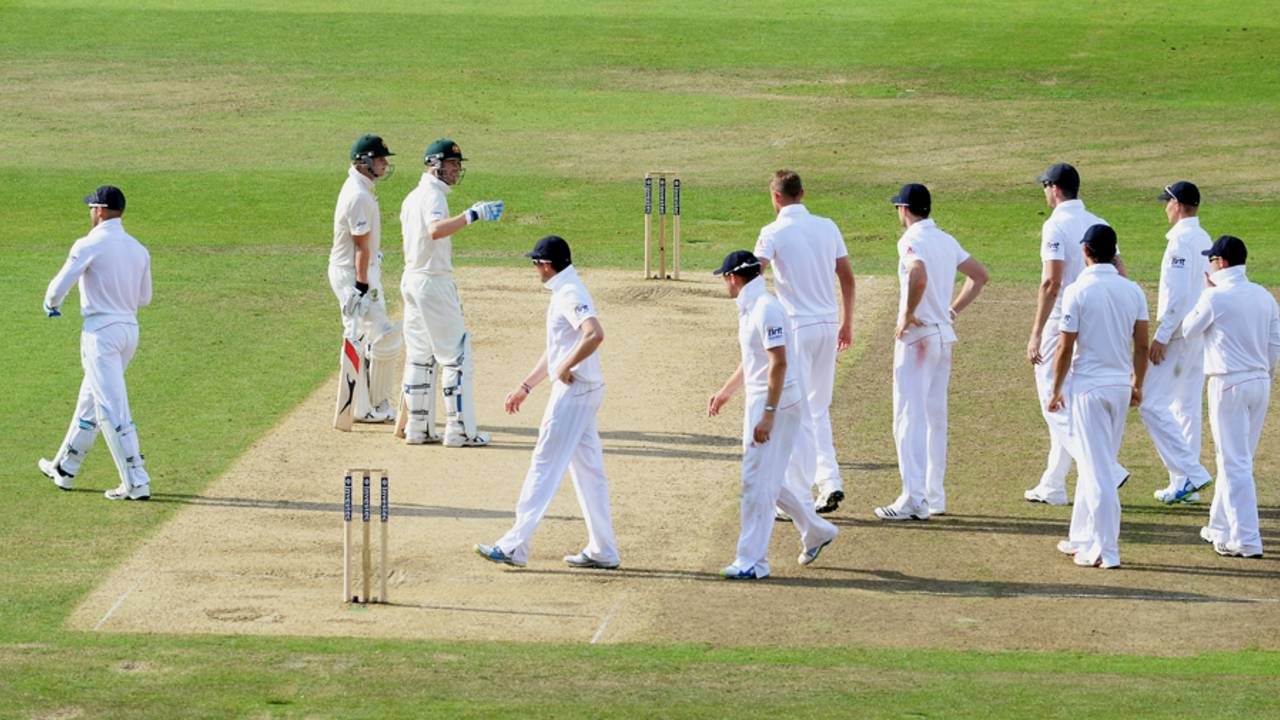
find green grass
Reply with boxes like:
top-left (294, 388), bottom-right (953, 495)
top-left (2, 0), bottom-right (1278, 716)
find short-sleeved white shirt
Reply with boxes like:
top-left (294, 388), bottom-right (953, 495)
top-left (1154, 217), bottom-right (1212, 343)
top-left (1041, 199), bottom-right (1108, 322)
top-left (897, 218), bottom-right (970, 333)
top-left (753, 204), bottom-right (847, 322)
top-left (735, 276), bottom-right (801, 404)
top-left (44, 218), bottom-right (152, 331)
top-left (400, 173), bottom-right (454, 276)
top-left (329, 166), bottom-right (380, 269)
top-left (1058, 263), bottom-right (1149, 392)
top-left (544, 265), bottom-right (603, 386)
top-left (1180, 266), bottom-right (1280, 377)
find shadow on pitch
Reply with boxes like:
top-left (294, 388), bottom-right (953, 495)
top-left (486, 424), bottom-right (741, 462)
top-left (828, 512), bottom-right (1246, 548)
top-left (145, 493), bottom-right (577, 522)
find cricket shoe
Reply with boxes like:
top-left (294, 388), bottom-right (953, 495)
top-left (358, 401), bottom-right (396, 424)
top-left (1154, 481), bottom-right (1203, 505)
top-left (405, 431), bottom-right (443, 445)
top-left (1024, 486), bottom-right (1068, 506)
top-left (1213, 541), bottom-right (1263, 559)
top-left (563, 552), bottom-right (620, 570)
top-left (1056, 540), bottom-right (1080, 556)
top-left (815, 489), bottom-right (844, 514)
top-left (873, 499), bottom-right (929, 521)
top-left (38, 458), bottom-right (73, 491)
top-left (104, 482), bottom-right (150, 501)
top-left (1073, 553), bottom-right (1120, 569)
top-left (444, 431), bottom-right (491, 448)
top-left (798, 533), bottom-right (837, 566)
top-left (1199, 526), bottom-right (1220, 545)
top-left (474, 544), bottom-right (525, 567)
top-left (775, 509), bottom-right (792, 523)
top-left (719, 564), bottom-right (765, 580)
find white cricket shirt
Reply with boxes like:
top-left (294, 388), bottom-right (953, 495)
top-left (896, 218), bottom-right (969, 339)
top-left (544, 265), bottom-right (604, 386)
top-left (329, 166), bottom-right (380, 269)
top-left (44, 218), bottom-right (151, 331)
top-left (753, 204), bottom-right (847, 323)
top-left (1059, 263), bottom-right (1149, 393)
top-left (1042, 199), bottom-right (1108, 322)
top-left (735, 276), bottom-right (800, 403)
top-left (1153, 217), bottom-right (1212, 343)
top-left (400, 173), bottom-right (454, 276)
top-left (1181, 266), bottom-right (1280, 377)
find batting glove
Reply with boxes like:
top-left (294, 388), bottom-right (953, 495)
top-left (467, 200), bottom-right (504, 223)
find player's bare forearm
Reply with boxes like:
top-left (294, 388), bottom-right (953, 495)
top-left (1131, 320), bottom-right (1149, 400)
top-left (836, 257), bottom-right (855, 322)
top-left (708, 364), bottom-right (744, 417)
top-left (429, 214), bottom-right (470, 240)
top-left (765, 347), bottom-right (786, 409)
top-left (523, 352), bottom-right (550, 389)
top-left (951, 257), bottom-right (988, 317)
top-left (1049, 331), bottom-right (1075, 407)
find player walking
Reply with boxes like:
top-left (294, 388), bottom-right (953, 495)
top-left (708, 251), bottom-right (838, 580)
top-left (397, 139), bottom-right (503, 446)
top-left (1049, 225), bottom-right (1148, 569)
top-left (753, 170), bottom-right (855, 514)
top-left (873, 184), bottom-right (987, 520)
top-left (475, 236), bottom-right (620, 569)
top-left (1140, 181), bottom-right (1213, 504)
top-left (329, 134), bottom-right (402, 425)
top-left (1181, 235), bottom-right (1280, 558)
top-left (39, 185), bottom-right (153, 501)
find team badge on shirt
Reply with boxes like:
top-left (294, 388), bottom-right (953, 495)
top-left (767, 326), bottom-right (784, 341)
top-left (354, 219), bottom-right (369, 232)
top-left (574, 303), bottom-right (591, 317)
top-left (1046, 241), bottom-right (1061, 251)
top-left (1170, 256), bottom-right (1186, 268)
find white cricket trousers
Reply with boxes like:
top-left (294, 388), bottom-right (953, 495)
top-left (57, 322), bottom-right (145, 484)
top-left (735, 393), bottom-right (838, 577)
top-left (788, 320), bottom-right (843, 496)
top-left (496, 382), bottom-right (619, 565)
top-left (892, 330), bottom-right (952, 511)
top-left (1138, 335), bottom-right (1211, 487)
top-left (1067, 384), bottom-right (1130, 567)
top-left (400, 272), bottom-right (467, 365)
top-left (1205, 373), bottom-right (1270, 555)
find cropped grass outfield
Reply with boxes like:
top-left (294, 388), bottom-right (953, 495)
top-left (2, 0), bottom-right (1279, 717)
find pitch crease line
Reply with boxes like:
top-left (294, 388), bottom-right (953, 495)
top-left (93, 581), bottom-right (140, 631)
top-left (591, 598), bottom-right (625, 645)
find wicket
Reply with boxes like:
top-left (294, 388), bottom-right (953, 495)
top-left (643, 171), bottom-right (681, 280)
top-left (342, 468), bottom-right (389, 604)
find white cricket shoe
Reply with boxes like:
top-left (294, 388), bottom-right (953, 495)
top-left (405, 431), bottom-right (442, 445)
top-left (1024, 486), bottom-right (1069, 506)
top-left (38, 458), bottom-right (73, 491)
top-left (358, 401), bottom-right (396, 424)
top-left (563, 552), bottom-right (620, 570)
top-left (1056, 540), bottom-right (1080, 556)
top-left (1213, 540), bottom-right (1263, 559)
top-left (104, 482), bottom-right (150, 501)
top-left (1154, 482), bottom-right (1201, 504)
top-left (444, 431), bottom-right (490, 448)
top-left (1199, 526), bottom-right (1219, 545)
top-left (798, 532), bottom-right (837, 566)
top-left (1073, 553), bottom-right (1120, 569)
top-left (774, 509), bottom-right (792, 523)
top-left (873, 499), bottom-right (929, 521)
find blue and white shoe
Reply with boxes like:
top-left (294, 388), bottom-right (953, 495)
top-left (718, 564), bottom-right (761, 580)
top-left (1157, 479), bottom-right (1210, 505)
top-left (798, 535), bottom-right (835, 566)
top-left (474, 543), bottom-right (526, 568)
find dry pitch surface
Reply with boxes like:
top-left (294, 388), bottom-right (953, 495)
top-left (71, 268), bottom-right (1280, 655)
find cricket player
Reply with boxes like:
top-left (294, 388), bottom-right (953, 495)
top-left (1049, 225), bottom-right (1148, 569)
top-left (329, 134), bottom-right (402, 424)
top-left (873, 184), bottom-right (987, 521)
top-left (397, 138), bottom-right (504, 446)
top-left (1140, 181), bottom-right (1213, 504)
top-left (475, 236), bottom-right (620, 569)
top-left (1024, 163), bottom-right (1128, 505)
top-left (39, 185), bottom-right (153, 501)
top-left (1181, 235), bottom-right (1280, 558)
top-left (708, 250), bottom-right (838, 579)
top-left (753, 170), bottom-right (855, 514)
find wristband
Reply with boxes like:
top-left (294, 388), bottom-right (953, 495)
top-left (521, 383), bottom-right (532, 394)
top-left (764, 404), bottom-right (777, 413)
top-left (354, 281), bottom-right (369, 295)
top-left (466, 208), bottom-right (479, 224)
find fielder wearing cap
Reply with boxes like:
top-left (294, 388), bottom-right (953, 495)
top-left (873, 184), bottom-right (988, 521)
top-left (1048, 224), bottom-right (1149, 569)
top-left (1141, 181), bottom-right (1214, 504)
top-left (39, 185), bottom-right (154, 501)
top-left (707, 250), bottom-right (838, 579)
top-left (328, 134), bottom-right (403, 425)
top-left (752, 170), bottom-right (855, 515)
top-left (474, 236), bottom-right (621, 569)
top-left (1024, 162), bottom-right (1129, 506)
top-left (1180, 235), bottom-right (1280, 558)
top-left (396, 138), bottom-right (505, 447)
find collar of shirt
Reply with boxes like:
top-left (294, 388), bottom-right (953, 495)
top-left (1050, 199), bottom-right (1084, 219)
top-left (1080, 262), bottom-right (1119, 278)
top-left (1210, 265), bottom-right (1248, 287)
top-left (89, 218), bottom-right (123, 236)
top-left (543, 264), bottom-right (580, 291)
top-left (735, 275), bottom-right (767, 315)
top-left (347, 165), bottom-right (375, 192)
top-left (423, 172), bottom-right (451, 195)
top-left (776, 203), bottom-right (809, 219)
top-left (901, 217), bottom-right (937, 242)
top-left (1166, 216), bottom-right (1201, 241)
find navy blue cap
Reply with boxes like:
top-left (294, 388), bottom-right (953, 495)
top-left (1158, 181), bottom-right (1200, 206)
top-left (526, 235), bottom-right (571, 265)
top-left (713, 250), bottom-right (761, 276)
top-left (84, 185), bottom-right (125, 211)
top-left (1082, 224), bottom-right (1117, 259)
top-left (1037, 163), bottom-right (1080, 193)
top-left (1203, 235), bottom-right (1246, 265)
top-left (890, 183), bottom-right (931, 215)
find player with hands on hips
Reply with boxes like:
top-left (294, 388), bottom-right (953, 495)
top-left (396, 138), bottom-right (503, 447)
top-left (709, 250), bottom-right (838, 580)
top-left (329, 134), bottom-right (403, 428)
top-left (475, 236), bottom-right (620, 569)
top-left (40, 185), bottom-right (154, 501)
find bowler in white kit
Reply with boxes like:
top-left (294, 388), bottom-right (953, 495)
top-left (40, 185), bottom-right (154, 501)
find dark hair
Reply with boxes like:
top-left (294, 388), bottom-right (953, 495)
top-left (770, 170), bottom-right (803, 200)
top-left (550, 257), bottom-right (571, 272)
top-left (732, 264), bottom-right (762, 281)
top-left (1056, 184), bottom-right (1079, 200)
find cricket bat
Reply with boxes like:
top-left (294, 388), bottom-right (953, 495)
top-left (333, 335), bottom-right (362, 431)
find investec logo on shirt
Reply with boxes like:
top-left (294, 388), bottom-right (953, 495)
top-left (767, 326), bottom-right (784, 341)
top-left (1170, 256), bottom-right (1186, 268)
top-left (1047, 241), bottom-right (1061, 251)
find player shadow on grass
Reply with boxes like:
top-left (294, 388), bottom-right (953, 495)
top-left (143, 493), bottom-right (576, 522)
